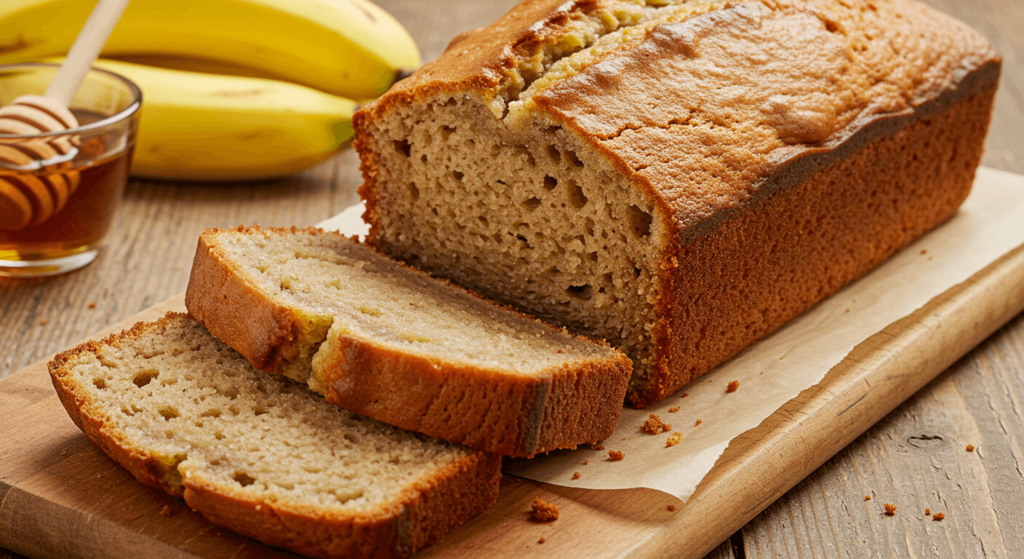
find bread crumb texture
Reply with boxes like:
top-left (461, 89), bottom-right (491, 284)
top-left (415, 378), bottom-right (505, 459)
top-left (933, 512), bottom-right (945, 521)
top-left (608, 450), bottom-right (625, 461)
top-left (641, 413), bottom-right (671, 434)
top-left (48, 314), bottom-right (498, 559)
top-left (925, 508), bottom-right (931, 515)
top-left (571, 472), bottom-right (581, 480)
top-left (531, 498), bottom-right (560, 522)
top-left (966, 444), bottom-right (975, 452)
top-left (884, 503), bottom-right (897, 516)
top-left (666, 432), bottom-right (683, 447)
top-left (726, 380), bottom-right (739, 393)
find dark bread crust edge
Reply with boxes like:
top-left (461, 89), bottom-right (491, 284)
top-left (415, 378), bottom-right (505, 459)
top-left (181, 445), bottom-right (501, 559)
top-left (633, 75), bottom-right (1001, 406)
top-left (185, 226), bottom-right (632, 456)
top-left (316, 331), bottom-right (631, 458)
top-left (47, 312), bottom-right (502, 559)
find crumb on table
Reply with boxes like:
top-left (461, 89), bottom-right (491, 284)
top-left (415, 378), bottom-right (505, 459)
top-left (608, 450), bottom-right (625, 461)
top-left (571, 472), bottom-right (581, 480)
top-left (864, 495), bottom-right (871, 501)
top-left (681, 393), bottom-right (689, 398)
top-left (88, 301), bottom-right (97, 309)
top-left (642, 413), bottom-right (672, 434)
top-left (966, 444), bottom-right (975, 452)
top-left (159, 505), bottom-right (173, 517)
top-left (666, 432), bottom-right (683, 447)
top-left (925, 508), bottom-right (931, 515)
top-left (884, 503), bottom-right (896, 516)
top-left (538, 537), bottom-right (546, 544)
top-left (933, 512), bottom-right (945, 521)
top-left (667, 505), bottom-right (676, 512)
top-left (726, 380), bottom-right (739, 393)
top-left (583, 460), bottom-right (588, 465)
top-left (694, 419), bottom-right (702, 427)
top-left (531, 498), bottom-right (559, 522)
top-left (669, 406), bottom-right (680, 413)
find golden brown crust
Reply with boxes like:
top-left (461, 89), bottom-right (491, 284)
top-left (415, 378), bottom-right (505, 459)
top-left (632, 77), bottom-right (998, 406)
top-left (316, 331), bottom-right (631, 458)
top-left (182, 451), bottom-right (501, 559)
top-left (46, 313), bottom-right (503, 559)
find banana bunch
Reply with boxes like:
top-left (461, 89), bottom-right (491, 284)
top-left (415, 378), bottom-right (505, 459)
top-left (0, 0), bottom-right (420, 180)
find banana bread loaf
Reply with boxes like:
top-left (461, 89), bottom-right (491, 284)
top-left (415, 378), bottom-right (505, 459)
top-left (185, 226), bottom-right (632, 457)
top-left (48, 313), bottom-right (501, 559)
top-left (353, 0), bottom-right (1000, 406)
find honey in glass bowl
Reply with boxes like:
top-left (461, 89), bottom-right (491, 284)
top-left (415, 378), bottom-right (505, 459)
top-left (0, 64), bottom-right (140, 277)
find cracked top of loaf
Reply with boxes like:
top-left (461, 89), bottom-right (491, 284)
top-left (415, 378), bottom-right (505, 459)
top-left (360, 0), bottom-right (999, 234)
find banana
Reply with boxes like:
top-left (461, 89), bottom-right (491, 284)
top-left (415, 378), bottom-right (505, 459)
top-left (69, 58), bottom-right (356, 181)
top-left (1, 0), bottom-right (420, 100)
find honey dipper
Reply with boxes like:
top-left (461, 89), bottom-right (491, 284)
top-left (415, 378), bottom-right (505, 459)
top-left (0, 0), bottom-right (131, 230)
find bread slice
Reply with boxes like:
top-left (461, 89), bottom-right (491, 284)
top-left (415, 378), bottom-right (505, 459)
top-left (352, 0), bottom-right (1000, 406)
top-left (48, 313), bottom-right (501, 559)
top-left (185, 226), bottom-right (632, 457)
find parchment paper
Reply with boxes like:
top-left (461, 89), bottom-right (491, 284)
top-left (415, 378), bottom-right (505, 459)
top-left (319, 167), bottom-right (1024, 502)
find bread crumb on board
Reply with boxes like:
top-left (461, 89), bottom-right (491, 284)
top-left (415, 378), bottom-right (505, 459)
top-left (966, 444), bottom-right (975, 452)
top-left (933, 512), bottom-right (945, 521)
top-left (531, 498), bottom-right (559, 522)
top-left (159, 505), bottom-right (173, 517)
top-left (726, 380), bottom-right (739, 393)
top-left (925, 508), bottom-right (931, 515)
top-left (88, 301), bottom-right (97, 309)
top-left (571, 472), bottom-right (581, 480)
top-left (538, 537), bottom-right (546, 544)
top-left (669, 406), bottom-right (680, 413)
top-left (642, 413), bottom-right (672, 434)
top-left (694, 419), bottom-right (702, 427)
top-left (608, 450), bottom-right (625, 461)
top-left (864, 495), bottom-right (871, 501)
top-left (884, 503), bottom-right (897, 516)
top-left (666, 432), bottom-right (683, 447)
top-left (667, 505), bottom-right (676, 512)
top-left (583, 460), bottom-right (588, 465)
top-left (681, 393), bottom-right (689, 398)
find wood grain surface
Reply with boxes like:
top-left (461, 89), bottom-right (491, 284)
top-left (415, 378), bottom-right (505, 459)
top-left (2, 0), bottom-right (1023, 557)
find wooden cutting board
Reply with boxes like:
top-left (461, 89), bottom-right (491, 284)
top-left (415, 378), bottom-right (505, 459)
top-left (2, 241), bottom-right (1024, 559)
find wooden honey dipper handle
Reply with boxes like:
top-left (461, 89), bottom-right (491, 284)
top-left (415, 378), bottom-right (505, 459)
top-left (46, 0), bottom-right (133, 108)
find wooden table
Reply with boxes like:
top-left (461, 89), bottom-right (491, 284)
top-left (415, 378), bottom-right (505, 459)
top-left (2, 0), bottom-right (1023, 557)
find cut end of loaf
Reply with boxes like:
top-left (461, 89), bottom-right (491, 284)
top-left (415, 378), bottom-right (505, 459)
top-left (356, 92), bottom-right (663, 397)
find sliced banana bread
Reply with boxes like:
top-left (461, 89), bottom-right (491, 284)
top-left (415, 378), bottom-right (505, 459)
top-left (185, 226), bottom-right (632, 457)
top-left (48, 313), bottom-right (501, 559)
top-left (352, 0), bottom-right (1000, 406)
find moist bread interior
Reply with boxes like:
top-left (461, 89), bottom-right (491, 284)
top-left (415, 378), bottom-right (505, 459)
top-left (213, 230), bottom-right (617, 390)
top-left (61, 315), bottom-right (477, 510)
